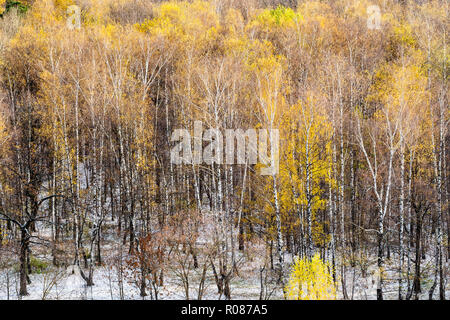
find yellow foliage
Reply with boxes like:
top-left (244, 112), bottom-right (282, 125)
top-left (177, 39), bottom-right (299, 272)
top-left (0, 225), bottom-right (8, 245)
top-left (136, 0), bottom-right (219, 39)
top-left (249, 5), bottom-right (302, 30)
top-left (285, 253), bottom-right (336, 300)
top-left (392, 23), bottom-right (416, 47)
top-left (279, 99), bottom-right (333, 209)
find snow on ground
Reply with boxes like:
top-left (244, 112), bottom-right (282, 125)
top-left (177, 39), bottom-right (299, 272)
top-left (0, 213), bottom-right (448, 300)
top-left (0, 265), bottom-right (274, 300)
top-left (1, 252), bottom-right (448, 300)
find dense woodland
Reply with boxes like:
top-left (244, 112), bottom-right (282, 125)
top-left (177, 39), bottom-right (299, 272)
top-left (0, 0), bottom-right (448, 300)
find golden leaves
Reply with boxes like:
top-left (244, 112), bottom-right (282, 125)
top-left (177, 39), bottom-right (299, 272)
top-left (285, 253), bottom-right (336, 300)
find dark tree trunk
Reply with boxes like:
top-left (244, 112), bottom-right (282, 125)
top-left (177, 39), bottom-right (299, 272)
top-left (19, 228), bottom-right (30, 296)
top-left (413, 215), bottom-right (422, 300)
top-left (377, 229), bottom-right (383, 301)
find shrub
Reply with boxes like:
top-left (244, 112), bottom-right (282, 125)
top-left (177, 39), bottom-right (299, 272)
top-left (285, 253), bottom-right (336, 300)
top-left (29, 256), bottom-right (49, 274)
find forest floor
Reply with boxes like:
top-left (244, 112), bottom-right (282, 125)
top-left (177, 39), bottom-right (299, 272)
top-left (0, 217), bottom-right (448, 300)
top-left (1, 255), bottom-right (448, 300)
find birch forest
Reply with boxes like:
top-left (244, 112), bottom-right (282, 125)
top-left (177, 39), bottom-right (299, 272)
top-left (0, 0), bottom-right (448, 300)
